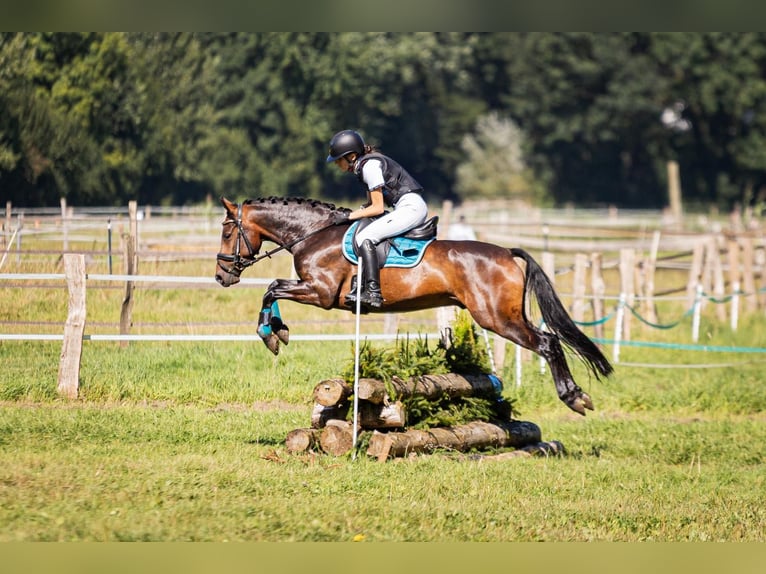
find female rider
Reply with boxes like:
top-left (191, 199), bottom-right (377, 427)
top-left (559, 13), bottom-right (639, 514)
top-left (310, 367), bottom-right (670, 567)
top-left (327, 129), bottom-right (428, 309)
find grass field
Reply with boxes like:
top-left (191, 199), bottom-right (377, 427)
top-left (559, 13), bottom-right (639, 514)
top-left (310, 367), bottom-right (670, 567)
top-left (1, 226), bottom-right (765, 542)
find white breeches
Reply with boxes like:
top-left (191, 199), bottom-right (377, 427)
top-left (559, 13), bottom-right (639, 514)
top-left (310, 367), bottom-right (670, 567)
top-left (354, 193), bottom-right (429, 247)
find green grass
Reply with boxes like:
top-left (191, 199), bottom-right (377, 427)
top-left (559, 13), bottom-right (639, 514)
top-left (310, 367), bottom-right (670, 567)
top-left (1, 232), bottom-right (765, 541)
top-left (1, 401), bottom-right (763, 541)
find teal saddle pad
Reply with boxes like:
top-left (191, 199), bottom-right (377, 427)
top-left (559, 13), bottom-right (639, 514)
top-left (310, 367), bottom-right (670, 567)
top-left (342, 222), bottom-right (435, 268)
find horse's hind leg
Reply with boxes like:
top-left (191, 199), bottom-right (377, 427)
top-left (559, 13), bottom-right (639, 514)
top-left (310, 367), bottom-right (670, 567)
top-left (476, 313), bottom-right (593, 415)
top-left (535, 330), bottom-right (594, 415)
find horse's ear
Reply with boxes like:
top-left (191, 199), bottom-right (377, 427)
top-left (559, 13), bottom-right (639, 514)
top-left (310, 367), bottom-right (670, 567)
top-left (220, 196), bottom-right (235, 212)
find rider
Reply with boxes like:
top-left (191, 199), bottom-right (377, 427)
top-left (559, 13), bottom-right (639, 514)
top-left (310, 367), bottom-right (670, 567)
top-left (327, 129), bottom-right (428, 309)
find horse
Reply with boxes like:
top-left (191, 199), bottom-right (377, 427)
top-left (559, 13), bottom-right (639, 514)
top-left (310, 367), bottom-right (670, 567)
top-left (214, 196), bottom-right (613, 415)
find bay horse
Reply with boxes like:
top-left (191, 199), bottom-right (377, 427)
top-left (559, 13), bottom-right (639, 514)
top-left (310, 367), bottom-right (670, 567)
top-left (214, 196), bottom-right (613, 415)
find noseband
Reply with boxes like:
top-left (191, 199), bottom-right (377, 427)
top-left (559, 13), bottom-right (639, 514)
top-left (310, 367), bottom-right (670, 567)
top-left (216, 203), bottom-right (260, 276)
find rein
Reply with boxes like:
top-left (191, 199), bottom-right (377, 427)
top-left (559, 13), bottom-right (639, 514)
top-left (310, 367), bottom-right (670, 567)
top-left (216, 202), bottom-right (336, 275)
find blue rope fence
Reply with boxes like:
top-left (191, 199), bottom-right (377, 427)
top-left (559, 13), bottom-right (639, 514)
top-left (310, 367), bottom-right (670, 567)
top-left (562, 284), bottom-right (766, 368)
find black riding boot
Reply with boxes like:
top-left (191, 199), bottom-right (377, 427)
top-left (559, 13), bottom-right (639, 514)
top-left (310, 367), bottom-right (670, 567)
top-left (358, 239), bottom-right (383, 309)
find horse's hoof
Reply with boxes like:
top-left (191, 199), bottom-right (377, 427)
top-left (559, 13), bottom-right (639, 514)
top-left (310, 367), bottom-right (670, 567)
top-left (569, 393), bottom-right (594, 416)
top-left (270, 317), bottom-right (289, 345)
top-left (276, 327), bottom-right (289, 345)
top-left (263, 334), bottom-right (280, 355)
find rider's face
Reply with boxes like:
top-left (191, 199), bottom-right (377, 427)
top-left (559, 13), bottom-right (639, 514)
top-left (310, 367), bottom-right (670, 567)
top-left (334, 155), bottom-right (355, 173)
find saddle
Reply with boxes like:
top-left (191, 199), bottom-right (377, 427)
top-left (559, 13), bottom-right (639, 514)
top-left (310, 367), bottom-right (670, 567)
top-left (342, 216), bottom-right (439, 269)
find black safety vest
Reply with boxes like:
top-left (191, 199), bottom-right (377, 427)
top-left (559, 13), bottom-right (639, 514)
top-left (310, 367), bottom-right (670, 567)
top-left (353, 152), bottom-right (423, 207)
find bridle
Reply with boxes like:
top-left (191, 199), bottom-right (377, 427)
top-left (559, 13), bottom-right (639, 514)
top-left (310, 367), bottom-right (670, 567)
top-left (216, 203), bottom-right (261, 276)
top-left (216, 201), bottom-right (339, 276)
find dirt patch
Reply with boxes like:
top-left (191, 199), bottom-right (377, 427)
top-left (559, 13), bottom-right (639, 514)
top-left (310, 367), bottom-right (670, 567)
top-left (208, 400), bottom-right (304, 413)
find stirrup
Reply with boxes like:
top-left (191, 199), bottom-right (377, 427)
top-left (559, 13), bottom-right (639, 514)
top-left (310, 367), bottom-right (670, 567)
top-left (344, 276), bottom-right (359, 307)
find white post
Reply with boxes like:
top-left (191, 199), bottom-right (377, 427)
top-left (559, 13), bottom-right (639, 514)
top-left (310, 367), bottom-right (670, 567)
top-left (351, 264), bottom-right (364, 459)
top-left (514, 344), bottom-right (522, 388)
top-left (731, 281), bottom-right (740, 332)
top-left (613, 293), bottom-right (625, 364)
top-left (692, 283), bottom-right (702, 342)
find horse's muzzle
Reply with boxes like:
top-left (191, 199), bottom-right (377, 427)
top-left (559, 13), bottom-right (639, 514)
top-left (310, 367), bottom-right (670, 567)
top-left (215, 266), bottom-right (240, 287)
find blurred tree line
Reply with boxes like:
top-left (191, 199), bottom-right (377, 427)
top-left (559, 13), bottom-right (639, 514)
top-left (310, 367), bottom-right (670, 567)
top-left (2, 32), bottom-right (766, 210)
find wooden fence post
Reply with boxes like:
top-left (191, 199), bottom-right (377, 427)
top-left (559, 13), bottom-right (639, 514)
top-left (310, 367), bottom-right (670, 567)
top-left (572, 253), bottom-right (587, 322)
top-left (541, 251), bottom-right (555, 286)
top-left (4, 201), bottom-right (10, 249)
top-left (642, 230), bottom-right (660, 324)
top-left (687, 242), bottom-right (705, 310)
top-left (537, 251), bottom-right (556, 372)
top-left (727, 238), bottom-right (741, 331)
top-left (119, 201), bottom-right (138, 348)
top-left (493, 336), bottom-right (507, 373)
top-left (590, 252), bottom-right (605, 339)
top-left (16, 213), bottom-right (23, 264)
top-left (60, 197), bottom-right (69, 252)
top-left (440, 199), bottom-right (453, 240)
top-left (619, 248), bottom-right (635, 341)
top-left (57, 254), bottom-right (86, 399)
top-left (708, 236), bottom-right (727, 322)
top-left (741, 236), bottom-right (758, 312)
top-left (383, 313), bottom-right (399, 335)
top-left (667, 160), bottom-right (683, 228)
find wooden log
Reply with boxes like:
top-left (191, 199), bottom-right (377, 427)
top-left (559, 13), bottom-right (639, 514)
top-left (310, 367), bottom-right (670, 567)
top-left (319, 420), bottom-right (356, 456)
top-left (359, 400), bottom-right (406, 429)
top-left (285, 428), bottom-right (321, 453)
top-left (357, 373), bottom-right (501, 405)
top-left (356, 378), bottom-right (390, 404)
top-left (312, 378), bottom-right (352, 407)
top-left (310, 402), bottom-right (349, 429)
top-left (477, 440), bottom-right (566, 461)
top-left (366, 420), bottom-right (541, 460)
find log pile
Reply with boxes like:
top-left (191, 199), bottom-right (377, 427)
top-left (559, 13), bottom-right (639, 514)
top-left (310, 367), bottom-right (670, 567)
top-left (285, 373), bottom-right (564, 461)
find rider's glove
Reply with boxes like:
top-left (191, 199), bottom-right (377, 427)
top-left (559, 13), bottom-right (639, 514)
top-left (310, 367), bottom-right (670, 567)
top-left (332, 212), bottom-right (350, 226)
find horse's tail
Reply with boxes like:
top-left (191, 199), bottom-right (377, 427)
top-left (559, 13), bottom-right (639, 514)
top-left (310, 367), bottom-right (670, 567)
top-left (510, 248), bottom-right (614, 380)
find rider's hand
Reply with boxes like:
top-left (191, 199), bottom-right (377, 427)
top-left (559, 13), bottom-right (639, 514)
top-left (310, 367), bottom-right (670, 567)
top-left (332, 212), bottom-right (350, 225)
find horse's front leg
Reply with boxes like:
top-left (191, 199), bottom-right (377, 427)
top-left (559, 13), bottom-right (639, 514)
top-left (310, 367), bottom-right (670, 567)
top-left (256, 299), bottom-right (289, 354)
top-left (257, 278), bottom-right (332, 355)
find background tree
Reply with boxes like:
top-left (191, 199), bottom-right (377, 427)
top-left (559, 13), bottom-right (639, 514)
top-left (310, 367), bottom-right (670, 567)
top-left (455, 111), bottom-right (546, 204)
top-left (3, 32), bottom-right (766, 211)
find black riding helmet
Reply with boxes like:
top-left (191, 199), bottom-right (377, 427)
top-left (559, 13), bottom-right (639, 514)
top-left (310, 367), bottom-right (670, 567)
top-left (326, 130), bottom-right (365, 162)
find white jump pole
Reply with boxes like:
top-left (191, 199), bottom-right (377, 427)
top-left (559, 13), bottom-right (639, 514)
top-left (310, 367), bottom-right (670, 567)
top-left (351, 262), bottom-right (365, 459)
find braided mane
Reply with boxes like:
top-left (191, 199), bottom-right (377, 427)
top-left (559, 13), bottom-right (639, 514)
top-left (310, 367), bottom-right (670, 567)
top-left (244, 196), bottom-right (347, 213)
